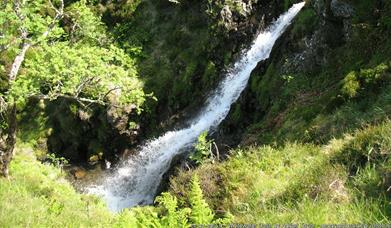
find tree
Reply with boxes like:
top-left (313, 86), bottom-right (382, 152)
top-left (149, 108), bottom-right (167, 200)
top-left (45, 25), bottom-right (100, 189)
top-left (0, 0), bottom-right (147, 177)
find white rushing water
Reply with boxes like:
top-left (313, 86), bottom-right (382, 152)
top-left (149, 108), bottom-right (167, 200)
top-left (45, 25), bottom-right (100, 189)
top-left (87, 2), bottom-right (305, 212)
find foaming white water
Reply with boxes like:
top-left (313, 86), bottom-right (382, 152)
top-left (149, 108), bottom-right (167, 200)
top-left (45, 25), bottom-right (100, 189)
top-left (87, 2), bottom-right (305, 212)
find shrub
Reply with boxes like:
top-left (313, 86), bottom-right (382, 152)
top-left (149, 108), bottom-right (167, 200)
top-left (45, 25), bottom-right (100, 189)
top-left (341, 71), bottom-right (360, 98)
top-left (190, 131), bottom-right (213, 164)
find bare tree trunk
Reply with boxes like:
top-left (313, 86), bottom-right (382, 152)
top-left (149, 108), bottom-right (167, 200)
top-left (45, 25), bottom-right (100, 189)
top-left (0, 0), bottom-right (64, 178)
top-left (0, 105), bottom-right (17, 178)
top-left (8, 42), bottom-right (31, 81)
top-left (0, 41), bottom-right (30, 178)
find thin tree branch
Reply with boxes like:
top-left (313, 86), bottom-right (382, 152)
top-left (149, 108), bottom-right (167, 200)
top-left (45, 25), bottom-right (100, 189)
top-left (8, 0), bottom-right (65, 82)
top-left (35, 0), bottom-right (64, 44)
top-left (34, 94), bottom-right (107, 106)
top-left (103, 86), bottom-right (122, 100)
top-left (75, 77), bottom-right (96, 97)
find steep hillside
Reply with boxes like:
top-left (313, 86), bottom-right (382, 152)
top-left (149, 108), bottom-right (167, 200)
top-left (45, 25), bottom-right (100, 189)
top-left (220, 0), bottom-right (391, 146)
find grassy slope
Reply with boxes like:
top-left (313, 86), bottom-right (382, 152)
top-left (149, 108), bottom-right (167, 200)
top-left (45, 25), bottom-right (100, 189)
top-left (0, 143), bottom-right (229, 227)
top-left (0, 145), bottom-right (106, 226)
top-left (0, 144), bottom-right (139, 227)
top-left (2, 121), bottom-right (389, 226)
top-left (170, 120), bottom-right (391, 223)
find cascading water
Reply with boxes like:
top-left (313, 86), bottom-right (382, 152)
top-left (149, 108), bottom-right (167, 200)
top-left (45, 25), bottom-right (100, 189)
top-left (87, 2), bottom-right (305, 212)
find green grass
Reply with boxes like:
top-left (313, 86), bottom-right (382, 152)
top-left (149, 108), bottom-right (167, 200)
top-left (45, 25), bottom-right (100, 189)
top-left (0, 143), bottom-right (119, 227)
top-left (170, 121), bottom-right (391, 224)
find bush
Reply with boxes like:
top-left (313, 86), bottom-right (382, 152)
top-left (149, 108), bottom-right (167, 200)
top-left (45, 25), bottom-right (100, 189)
top-left (342, 71), bottom-right (360, 98)
top-left (190, 131), bottom-right (213, 164)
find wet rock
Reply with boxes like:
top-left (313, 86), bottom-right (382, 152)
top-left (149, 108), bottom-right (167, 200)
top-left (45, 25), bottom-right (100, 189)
top-left (121, 148), bottom-right (137, 160)
top-left (330, 0), bottom-right (354, 19)
top-left (73, 168), bottom-right (87, 179)
top-left (88, 155), bottom-right (100, 166)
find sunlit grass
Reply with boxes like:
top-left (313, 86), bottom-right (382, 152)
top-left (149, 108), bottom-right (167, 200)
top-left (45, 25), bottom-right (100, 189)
top-left (171, 121), bottom-right (391, 224)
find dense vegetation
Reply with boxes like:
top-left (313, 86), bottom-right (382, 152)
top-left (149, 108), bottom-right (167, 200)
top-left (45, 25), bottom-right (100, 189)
top-left (1, 0), bottom-right (390, 226)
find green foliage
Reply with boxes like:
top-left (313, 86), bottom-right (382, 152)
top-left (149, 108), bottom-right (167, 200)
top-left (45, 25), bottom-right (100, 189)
top-left (94, 0), bottom-right (142, 23)
top-left (190, 131), bottom-right (213, 164)
top-left (0, 0), bottom-right (64, 50)
top-left (66, 0), bottom-right (108, 44)
top-left (291, 8), bottom-right (318, 37)
top-left (188, 175), bottom-right (214, 224)
top-left (341, 63), bottom-right (389, 98)
top-left (10, 42), bottom-right (146, 111)
top-left (155, 192), bottom-right (191, 227)
top-left (341, 71), bottom-right (360, 98)
top-left (359, 63), bottom-right (389, 84)
top-left (1, 0), bottom-right (149, 114)
top-left (115, 175), bottom-right (230, 227)
top-left (46, 153), bottom-right (68, 168)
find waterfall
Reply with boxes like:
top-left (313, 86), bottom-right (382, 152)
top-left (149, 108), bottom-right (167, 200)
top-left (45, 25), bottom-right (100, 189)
top-left (87, 2), bottom-right (305, 212)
